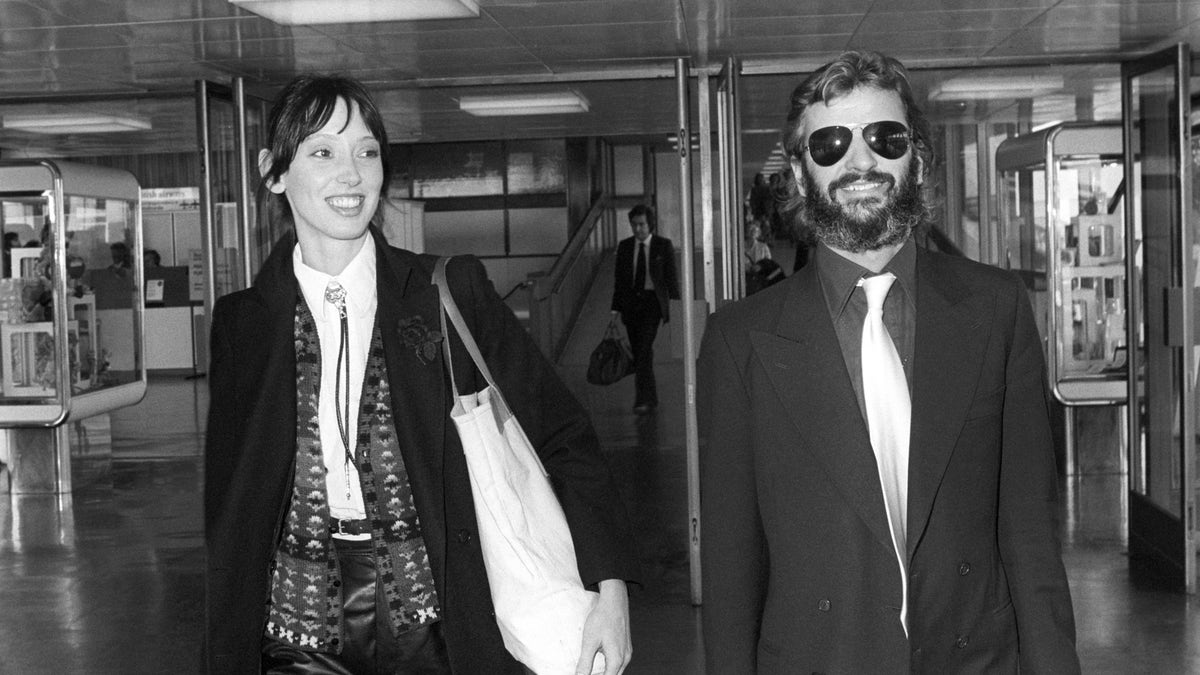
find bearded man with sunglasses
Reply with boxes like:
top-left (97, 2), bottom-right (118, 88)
top-left (698, 50), bottom-right (1079, 674)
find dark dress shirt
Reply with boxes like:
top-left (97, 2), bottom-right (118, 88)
top-left (816, 238), bottom-right (917, 419)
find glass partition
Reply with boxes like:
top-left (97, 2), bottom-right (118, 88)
top-left (0, 160), bottom-right (146, 425)
top-left (996, 123), bottom-right (1126, 405)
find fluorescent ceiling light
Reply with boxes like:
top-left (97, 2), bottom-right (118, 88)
top-left (459, 92), bottom-right (589, 117)
top-left (229, 0), bottom-right (479, 25)
top-left (3, 114), bottom-right (152, 134)
top-left (929, 74), bottom-right (1064, 101)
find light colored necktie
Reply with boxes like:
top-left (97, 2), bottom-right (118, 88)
top-left (859, 272), bottom-right (911, 636)
top-left (325, 280), bottom-right (354, 500)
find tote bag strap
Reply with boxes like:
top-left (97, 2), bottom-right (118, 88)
top-left (433, 257), bottom-right (512, 417)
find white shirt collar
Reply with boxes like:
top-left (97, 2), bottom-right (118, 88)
top-left (293, 235), bottom-right (377, 321)
top-left (638, 233), bottom-right (653, 249)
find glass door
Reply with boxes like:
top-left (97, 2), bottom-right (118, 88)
top-left (195, 78), bottom-right (271, 372)
top-left (716, 58), bottom-right (744, 303)
top-left (1123, 43), bottom-right (1197, 592)
top-left (196, 78), bottom-right (273, 303)
top-left (196, 80), bottom-right (247, 309)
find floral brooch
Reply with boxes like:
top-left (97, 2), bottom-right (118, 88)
top-left (398, 315), bottom-right (442, 365)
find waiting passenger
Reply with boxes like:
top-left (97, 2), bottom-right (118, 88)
top-left (743, 220), bottom-right (782, 295)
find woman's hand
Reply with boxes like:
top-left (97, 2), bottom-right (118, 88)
top-left (575, 579), bottom-right (631, 675)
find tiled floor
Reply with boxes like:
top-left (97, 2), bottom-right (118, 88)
top-left (1, 252), bottom-right (1199, 673)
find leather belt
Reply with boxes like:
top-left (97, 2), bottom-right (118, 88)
top-left (330, 518), bottom-right (373, 537)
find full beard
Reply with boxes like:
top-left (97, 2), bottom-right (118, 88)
top-left (800, 159), bottom-right (924, 253)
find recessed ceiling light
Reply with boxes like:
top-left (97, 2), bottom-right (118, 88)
top-left (3, 114), bottom-right (152, 134)
top-left (229, 0), bottom-right (479, 25)
top-left (459, 92), bottom-right (589, 117)
top-left (929, 75), bottom-right (1064, 101)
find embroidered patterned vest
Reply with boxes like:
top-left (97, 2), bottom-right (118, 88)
top-left (264, 296), bottom-right (440, 652)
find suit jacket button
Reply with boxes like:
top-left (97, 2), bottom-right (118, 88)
top-left (955, 635), bottom-right (969, 649)
top-left (817, 599), bottom-right (831, 612)
top-left (456, 529), bottom-right (472, 543)
top-left (958, 562), bottom-right (971, 576)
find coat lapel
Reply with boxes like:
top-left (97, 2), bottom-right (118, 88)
top-left (749, 264), bottom-right (896, 554)
top-left (373, 235), bottom-right (449, 576)
top-left (906, 250), bottom-right (993, 559)
top-left (252, 232), bottom-right (303, 483)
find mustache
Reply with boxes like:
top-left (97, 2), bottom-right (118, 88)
top-left (828, 170), bottom-right (896, 193)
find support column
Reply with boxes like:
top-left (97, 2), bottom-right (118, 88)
top-left (0, 414), bottom-right (112, 495)
top-left (1, 426), bottom-right (71, 494)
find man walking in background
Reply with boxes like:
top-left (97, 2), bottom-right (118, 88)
top-left (612, 204), bottom-right (680, 414)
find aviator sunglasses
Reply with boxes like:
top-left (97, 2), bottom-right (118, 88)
top-left (799, 120), bottom-right (912, 167)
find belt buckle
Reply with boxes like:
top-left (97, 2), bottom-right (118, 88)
top-left (331, 518), bottom-right (350, 536)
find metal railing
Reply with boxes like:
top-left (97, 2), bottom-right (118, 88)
top-left (525, 195), bottom-right (615, 362)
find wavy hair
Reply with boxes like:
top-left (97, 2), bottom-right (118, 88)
top-left (781, 51), bottom-right (932, 177)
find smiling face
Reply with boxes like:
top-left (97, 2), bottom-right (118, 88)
top-left (268, 97), bottom-right (383, 267)
top-left (790, 85), bottom-right (924, 253)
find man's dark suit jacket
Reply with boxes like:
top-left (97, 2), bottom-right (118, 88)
top-left (698, 244), bottom-right (1079, 674)
top-left (611, 235), bottom-right (680, 321)
top-left (204, 227), bottom-right (638, 674)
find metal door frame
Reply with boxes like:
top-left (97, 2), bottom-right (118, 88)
top-left (1122, 42), bottom-right (1196, 593)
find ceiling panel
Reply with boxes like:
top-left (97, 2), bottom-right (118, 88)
top-left (507, 23), bottom-right (692, 53)
top-left (0, 1), bottom-right (77, 29)
top-left (710, 16), bottom-right (869, 39)
top-left (0, 0), bottom-right (1194, 160)
top-left (715, 0), bottom-right (879, 19)
top-left (855, 9), bottom-right (1042, 33)
top-left (850, 29), bottom-right (1008, 52)
top-left (485, 1), bottom-right (683, 26)
top-left (872, 0), bottom-right (1058, 10)
top-left (86, 0), bottom-right (245, 22)
top-left (337, 30), bottom-right (524, 54)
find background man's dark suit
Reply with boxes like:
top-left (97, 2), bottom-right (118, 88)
top-left (611, 234), bottom-right (680, 409)
top-left (205, 228), bottom-right (638, 673)
top-left (698, 246), bottom-right (1077, 673)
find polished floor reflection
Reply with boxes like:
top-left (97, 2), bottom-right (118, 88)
top-left (2, 276), bottom-right (1199, 672)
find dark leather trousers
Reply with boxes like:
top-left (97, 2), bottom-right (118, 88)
top-left (261, 537), bottom-right (451, 675)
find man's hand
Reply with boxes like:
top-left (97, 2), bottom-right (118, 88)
top-left (575, 579), bottom-right (630, 675)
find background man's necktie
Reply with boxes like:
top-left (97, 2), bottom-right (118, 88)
top-left (634, 241), bottom-right (647, 290)
top-left (859, 272), bottom-right (911, 635)
top-left (325, 280), bottom-right (354, 500)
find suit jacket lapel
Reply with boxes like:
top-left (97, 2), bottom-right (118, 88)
top-left (373, 236), bottom-right (449, 576)
top-left (906, 250), bottom-right (992, 558)
top-left (749, 264), bottom-right (896, 554)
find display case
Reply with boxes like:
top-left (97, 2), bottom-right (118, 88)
top-left (996, 123), bottom-right (1126, 405)
top-left (0, 160), bottom-right (146, 426)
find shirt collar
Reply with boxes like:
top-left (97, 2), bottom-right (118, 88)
top-left (638, 234), bottom-right (653, 248)
top-left (816, 237), bottom-right (917, 319)
top-left (292, 235), bottom-right (377, 321)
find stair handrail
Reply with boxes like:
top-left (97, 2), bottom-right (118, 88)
top-left (540, 194), bottom-right (611, 299)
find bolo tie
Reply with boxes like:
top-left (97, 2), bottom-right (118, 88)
top-left (325, 280), bottom-right (354, 501)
